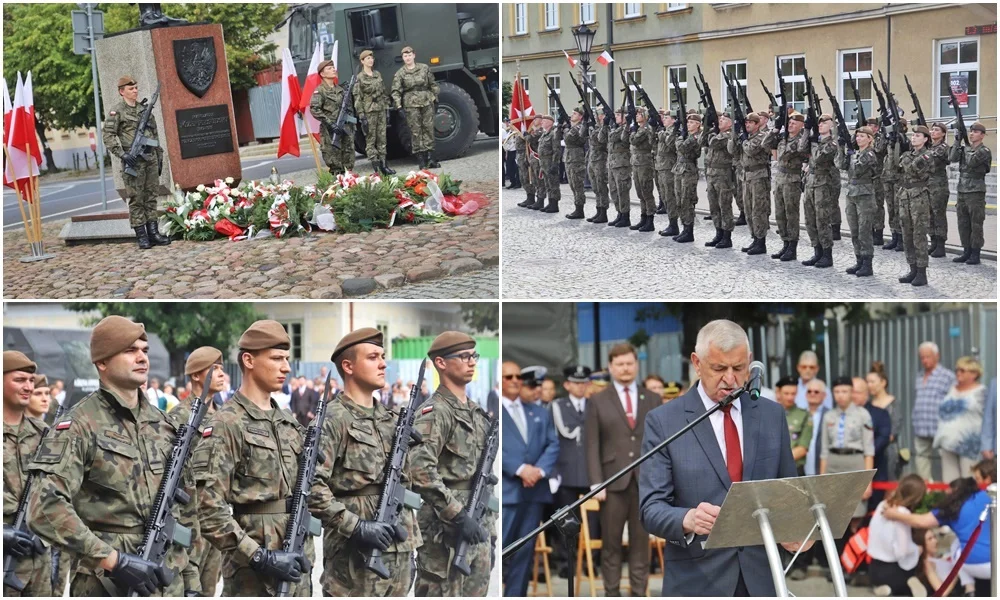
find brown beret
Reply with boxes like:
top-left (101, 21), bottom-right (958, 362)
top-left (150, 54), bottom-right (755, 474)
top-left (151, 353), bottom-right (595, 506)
top-left (970, 122), bottom-right (987, 134)
top-left (866, 117), bottom-right (879, 126)
top-left (332, 327), bottom-right (383, 361)
top-left (428, 331), bottom-right (476, 358)
top-left (789, 112), bottom-right (805, 123)
top-left (185, 346), bottom-right (223, 376)
top-left (573, 107), bottom-right (585, 116)
top-left (912, 125), bottom-right (931, 136)
top-left (238, 320), bottom-right (291, 351)
top-left (117, 76), bottom-right (137, 89)
top-left (930, 122), bottom-right (948, 133)
top-left (539, 114), bottom-right (554, 122)
top-left (856, 126), bottom-right (874, 137)
top-left (686, 113), bottom-right (702, 123)
top-left (91, 316), bottom-right (148, 363)
top-left (819, 114), bottom-right (833, 123)
top-left (3, 351), bottom-right (36, 374)
top-left (317, 60), bottom-right (335, 73)
top-left (401, 46), bottom-right (414, 55)
top-left (33, 374), bottom-right (48, 388)
top-left (746, 112), bottom-right (761, 123)
top-left (359, 49), bottom-right (374, 61)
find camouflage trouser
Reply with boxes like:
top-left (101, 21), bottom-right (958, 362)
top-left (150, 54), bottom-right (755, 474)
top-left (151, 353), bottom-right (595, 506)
top-left (655, 168), bottom-right (676, 218)
top-left (733, 167), bottom-right (744, 213)
top-left (542, 159), bottom-right (561, 202)
top-left (321, 129), bottom-right (356, 175)
top-left (122, 159), bottom-right (159, 228)
top-left (66, 531), bottom-right (187, 596)
top-left (5, 550), bottom-right (52, 597)
top-left (706, 169), bottom-right (734, 231)
top-left (899, 187), bottom-right (930, 267)
top-left (362, 109), bottom-right (387, 163)
top-left (196, 540), bottom-right (223, 596)
top-left (607, 162), bottom-right (620, 211)
top-left (803, 184), bottom-right (835, 249)
top-left (928, 180), bottom-right (950, 238)
top-left (611, 167), bottom-right (632, 213)
top-left (676, 171), bottom-right (699, 226)
top-left (745, 177), bottom-right (771, 238)
top-left (884, 179), bottom-right (901, 233)
top-left (220, 516), bottom-right (315, 597)
top-left (633, 165), bottom-right (655, 215)
top-left (774, 180), bottom-right (803, 241)
top-left (406, 104), bottom-right (436, 153)
top-left (531, 159), bottom-right (546, 201)
top-left (956, 191), bottom-right (987, 250)
top-left (415, 526), bottom-right (490, 597)
top-left (873, 177), bottom-right (885, 229)
top-left (322, 545), bottom-right (412, 596)
top-left (567, 161), bottom-right (587, 207)
top-left (588, 160), bottom-right (609, 209)
top-left (846, 193), bottom-right (875, 257)
top-left (518, 160), bottom-right (535, 195)
top-left (832, 174), bottom-right (843, 226)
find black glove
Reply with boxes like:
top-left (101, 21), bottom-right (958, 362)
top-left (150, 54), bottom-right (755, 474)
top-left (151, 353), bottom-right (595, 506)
top-left (121, 154), bottom-right (137, 170)
top-left (109, 552), bottom-right (167, 597)
top-left (248, 548), bottom-right (310, 584)
top-left (454, 510), bottom-right (487, 544)
top-left (3, 525), bottom-right (44, 558)
top-left (349, 520), bottom-right (395, 552)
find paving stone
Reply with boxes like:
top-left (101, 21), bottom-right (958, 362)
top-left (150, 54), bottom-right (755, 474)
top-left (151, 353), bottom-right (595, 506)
top-left (374, 273), bottom-right (405, 288)
top-left (441, 257), bottom-right (483, 275)
top-left (342, 278), bottom-right (377, 297)
top-left (406, 266), bottom-right (444, 282)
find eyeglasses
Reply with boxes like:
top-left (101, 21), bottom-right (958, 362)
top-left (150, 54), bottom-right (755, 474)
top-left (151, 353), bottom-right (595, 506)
top-left (807, 390), bottom-right (824, 395)
top-left (444, 352), bottom-right (480, 364)
top-left (503, 374), bottom-right (522, 381)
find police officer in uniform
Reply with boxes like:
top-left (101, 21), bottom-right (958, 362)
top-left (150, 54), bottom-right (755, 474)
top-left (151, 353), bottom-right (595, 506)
top-left (354, 50), bottom-right (395, 175)
top-left (587, 109), bottom-right (611, 223)
top-left (410, 332), bottom-right (494, 596)
top-left (311, 60), bottom-right (356, 176)
top-left (819, 377), bottom-right (875, 519)
top-left (518, 367), bottom-right (547, 406)
top-left (836, 126), bottom-right (879, 277)
top-left (391, 47), bottom-right (441, 170)
top-left (103, 76), bottom-right (169, 250)
top-left (564, 108), bottom-right (590, 220)
top-left (949, 122), bottom-right (992, 265)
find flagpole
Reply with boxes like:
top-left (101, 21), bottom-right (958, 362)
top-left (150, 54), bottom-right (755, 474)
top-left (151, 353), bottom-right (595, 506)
top-left (301, 115), bottom-right (324, 176)
top-left (3, 143), bottom-right (34, 243)
top-left (32, 173), bottom-right (42, 242)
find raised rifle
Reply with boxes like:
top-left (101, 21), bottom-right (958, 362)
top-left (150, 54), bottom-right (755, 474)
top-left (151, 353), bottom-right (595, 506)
top-left (122, 82), bottom-right (161, 177)
top-left (740, 84), bottom-right (754, 114)
top-left (451, 411), bottom-right (500, 575)
top-left (331, 74), bottom-right (358, 150)
top-left (618, 68), bottom-right (638, 132)
top-left (904, 75), bottom-right (927, 126)
top-left (277, 372), bottom-right (331, 596)
top-left (948, 87), bottom-right (970, 168)
top-left (723, 68), bottom-right (748, 142)
top-left (568, 71), bottom-right (596, 128)
top-left (543, 78), bottom-right (571, 127)
top-left (583, 76), bottom-right (617, 130)
top-left (628, 73), bottom-right (664, 131)
top-left (364, 360), bottom-right (428, 578)
top-left (847, 72), bottom-right (867, 130)
top-left (872, 71), bottom-right (891, 127)
top-left (760, 79), bottom-right (777, 114)
top-left (775, 58), bottom-right (789, 140)
top-left (3, 428), bottom-right (48, 591)
top-left (803, 69), bottom-right (820, 143)
top-left (696, 65), bottom-right (719, 133)
top-left (669, 69), bottom-right (687, 139)
top-left (822, 75), bottom-right (856, 150)
top-left (878, 71), bottom-right (907, 162)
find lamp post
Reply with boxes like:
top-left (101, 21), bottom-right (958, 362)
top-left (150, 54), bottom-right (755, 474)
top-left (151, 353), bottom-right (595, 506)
top-left (572, 23), bottom-right (596, 80)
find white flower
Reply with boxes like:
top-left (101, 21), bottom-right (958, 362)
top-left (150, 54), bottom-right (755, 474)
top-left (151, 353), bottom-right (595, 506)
top-left (225, 176), bottom-right (235, 185)
top-left (196, 184), bottom-right (206, 192)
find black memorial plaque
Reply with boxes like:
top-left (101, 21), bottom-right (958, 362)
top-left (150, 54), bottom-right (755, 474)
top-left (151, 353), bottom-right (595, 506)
top-left (175, 104), bottom-right (234, 159)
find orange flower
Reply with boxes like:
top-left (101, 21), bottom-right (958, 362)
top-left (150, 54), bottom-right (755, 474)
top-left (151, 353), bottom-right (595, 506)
top-left (414, 182), bottom-right (427, 196)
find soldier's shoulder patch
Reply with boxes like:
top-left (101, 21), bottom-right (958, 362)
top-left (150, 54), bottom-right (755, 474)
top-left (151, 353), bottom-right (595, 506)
top-left (202, 426), bottom-right (213, 438)
top-left (421, 405), bottom-right (434, 415)
top-left (55, 419), bottom-right (72, 431)
top-left (31, 437), bottom-right (68, 465)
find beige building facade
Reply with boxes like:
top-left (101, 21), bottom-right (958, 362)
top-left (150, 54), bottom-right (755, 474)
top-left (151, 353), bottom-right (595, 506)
top-left (503, 2), bottom-right (997, 155)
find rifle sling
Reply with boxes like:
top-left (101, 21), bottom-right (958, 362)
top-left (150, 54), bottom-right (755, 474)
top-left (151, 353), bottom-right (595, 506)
top-left (85, 522), bottom-right (146, 535)
top-left (232, 498), bottom-right (293, 516)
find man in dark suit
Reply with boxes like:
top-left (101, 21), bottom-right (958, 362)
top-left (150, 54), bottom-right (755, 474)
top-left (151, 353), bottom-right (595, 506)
top-left (289, 376), bottom-right (317, 427)
top-left (639, 319), bottom-right (810, 596)
top-left (502, 360), bottom-right (559, 597)
top-left (586, 344), bottom-right (660, 596)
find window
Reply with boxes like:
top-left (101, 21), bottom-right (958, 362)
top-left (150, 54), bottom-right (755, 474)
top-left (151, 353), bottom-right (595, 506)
top-left (419, 325), bottom-right (434, 337)
top-left (623, 68), bottom-right (642, 91)
top-left (722, 60), bottom-right (747, 111)
top-left (514, 3), bottom-right (527, 34)
top-left (839, 48), bottom-right (873, 124)
top-left (580, 3), bottom-right (595, 24)
top-left (666, 65), bottom-right (687, 111)
top-left (346, 6), bottom-right (401, 47)
top-left (544, 3), bottom-right (559, 30)
top-left (624, 3), bottom-right (642, 18)
top-left (546, 74), bottom-right (561, 117)
top-left (281, 322), bottom-right (303, 361)
top-left (776, 54), bottom-right (807, 113)
top-left (582, 70), bottom-right (597, 113)
top-left (937, 37), bottom-right (979, 118)
top-left (667, 3), bottom-right (688, 10)
top-left (520, 76), bottom-right (530, 97)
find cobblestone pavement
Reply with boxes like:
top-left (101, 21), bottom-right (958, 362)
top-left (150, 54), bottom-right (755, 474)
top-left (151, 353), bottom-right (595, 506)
top-left (369, 266), bottom-right (498, 298)
top-left (4, 148), bottom-right (500, 300)
top-left (501, 185), bottom-right (997, 300)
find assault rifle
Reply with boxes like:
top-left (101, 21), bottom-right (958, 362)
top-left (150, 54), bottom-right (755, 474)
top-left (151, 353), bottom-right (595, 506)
top-left (452, 411), bottom-right (500, 575)
top-left (740, 84), bottom-right (754, 115)
top-left (696, 65), bottom-right (719, 133)
top-left (331, 74), bottom-right (357, 150)
top-left (278, 372), bottom-right (331, 596)
top-left (872, 72), bottom-right (891, 128)
top-left (364, 360), bottom-right (427, 578)
top-left (775, 58), bottom-right (789, 140)
top-left (760, 79), bottom-right (777, 115)
top-left (803, 69), bottom-right (820, 143)
top-left (723, 67), bottom-right (748, 142)
top-left (669, 69), bottom-right (687, 139)
top-left (3, 429), bottom-right (48, 591)
top-left (948, 87), bottom-right (970, 160)
top-left (49, 402), bottom-right (69, 593)
top-left (122, 82), bottom-right (161, 177)
top-left (618, 68), bottom-right (638, 132)
top-left (822, 75), bottom-right (856, 150)
top-left (879, 71), bottom-right (904, 147)
top-left (628, 73), bottom-right (664, 130)
top-left (582, 76), bottom-right (617, 130)
top-left (904, 75), bottom-right (927, 126)
top-left (847, 72), bottom-right (867, 130)
top-left (568, 71), bottom-right (596, 128)
top-left (543, 78), bottom-right (571, 127)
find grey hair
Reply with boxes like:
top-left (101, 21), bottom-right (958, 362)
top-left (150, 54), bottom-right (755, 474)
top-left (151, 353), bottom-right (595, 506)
top-left (798, 350), bottom-right (819, 365)
top-left (806, 378), bottom-right (827, 392)
top-left (919, 341), bottom-right (940, 356)
top-left (695, 319), bottom-right (750, 359)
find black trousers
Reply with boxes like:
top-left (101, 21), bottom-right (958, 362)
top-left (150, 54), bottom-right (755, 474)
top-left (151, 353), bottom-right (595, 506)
top-left (504, 150), bottom-right (520, 186)
top-left (870, 558), bottom-right (916, 596)
top-left (549, 485), bottom-right (600, 571)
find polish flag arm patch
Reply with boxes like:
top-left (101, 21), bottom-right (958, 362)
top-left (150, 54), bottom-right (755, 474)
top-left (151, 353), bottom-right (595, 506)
top-left (56, 420), bottom-right (72, 430)
top-left (421, 406), bottom-right (433, 415)
top-left (203, 426), bottom-right (214, 438)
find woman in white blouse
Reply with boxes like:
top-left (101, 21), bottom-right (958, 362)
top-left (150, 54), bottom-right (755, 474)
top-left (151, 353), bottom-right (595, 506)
top-left (867, 474), bottom-right (927, 595)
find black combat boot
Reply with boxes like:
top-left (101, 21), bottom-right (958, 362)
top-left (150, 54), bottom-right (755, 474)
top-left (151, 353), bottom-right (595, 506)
top-left (381, 160), bottom-right (396, 175)
top-left (846, 255), bottom-right (862, 275)
top-left (426, 152), bottom-right (441, 168)
top-left (608, 211), bottom-right (622, 226)
top-left (630, 214), bottom-right (647, 230)
top-left (966, 248), bottom-right (981, 265)
top-left (856, 256), bottom-right (873, 277)
top-left (873, 228), bottom-right (883, 246)
top-left (802, 245), bottom-right (822, 266)
top-left (780, 240), bottom-right (798, 262)
top-left (832, 223), bottom-right (842, 240)
top-left (952, 247), bottom-right (971, 263)
top-left (416, 152), bottom-right (426, 170)
top-left (814, 246), bottom-right (834, 268)
top-left (930, 236), bottom-right (946, 258)
top-left (655, 200), bottom-right (667, 215)
top-left (895, 233), bottom-right (904, 251)
top-left (146, 221), bottom-right (171, 246)
top-left (674, 224), bottom-right (694, 243)
top-left (883, 231), bottom-right (899, 250)
top-left (746, 237), bottom-right (767, 255)
top-left (741, 237), bottom-right (756, 253)
top-left (541, 198), bottom-right (559, 213)
top-left (926, 236), bottom-right (938, 256)
top-left (591, 208), bottom-right (608, 224)
top-left (705, 227), bottom-right (723, 247)
top-left (899, 263), bottom-right (918, 283)
top-left (734, 211), bottom-right (747, 226)
top-left (566, 206), bottom-right (585, 220)
top-left (659, 218), bottom-right (679, 237)
top-left (911, 266), bottom-right (928, 287)
top-left (529, 194), bottom-right (546, 210)
top-left (638, 214), bottom-right (655, 232)
top-left (771, 240), bottom-right (789, 259)
top-left (518, 193), bottom-right (535, 208)
top-left (615, 212), bottom-right (632, 228)
top-left (134, 226), bottom-right (152, 250)
top-left (715, 230), bottom-right (733, 249)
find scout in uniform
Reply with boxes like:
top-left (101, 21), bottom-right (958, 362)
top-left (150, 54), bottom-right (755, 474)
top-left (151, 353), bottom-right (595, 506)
top-left (701, 112), bottom-right (735, 249)
top-left (391, 47), bottom-right (441, 170)
top-left (4, 352), bottom-right (51, 597)
top-left (410, 332), bottom-right (493, 596)
top-left (196, 321), bottom-right (312, 596)
top-left (354, 50), bottom-right (394, 175)
top-left (948, 122), bottom-right (992, 265)
top-left (536, 115), bottom-right (563, 213)
top-left (763, 112), bottom-right (810, 261)
top-left (800, 114), bottom-right (838, 268)
top-left (836, 126), bottom-right (879, 277)
top-left (311, 61), bottom-right (356, 176)
top-left (563, 108), bottom-right (589, 220)
top-left (607, 110), bottom-right (633, 228)
top-left (654, 111), bottom-right (679, 236)
top-left (586, 109), bottom-right (611, 223)
top-left (734, 112), bottom-right (772, 254)
top-left (670, 112), bottom-right (703, 243)
top-left (926, 123), bottom-right (952, 258)
top-left (819, 377), bottom-right (875, 518)
top-left (897, 126), bottom-right (935, 287)
top-left (102, 76), bottom-right (169, 250)
top-left (25, 318), bottom-right (198, 596)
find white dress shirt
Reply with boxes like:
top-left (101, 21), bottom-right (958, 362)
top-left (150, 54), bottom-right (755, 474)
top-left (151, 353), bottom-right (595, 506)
top-left (697, 382), bottom-right (744, 464)
top-left (613, 380), bottom-right (639, 421)
top-left (568, 395), bottom-right (586, 414)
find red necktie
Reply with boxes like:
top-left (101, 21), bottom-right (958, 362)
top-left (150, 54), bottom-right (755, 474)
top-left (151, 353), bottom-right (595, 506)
top-left (721, 404), bottom-right (743, 483)
top-left (623, 387), bottom-right (635, 429)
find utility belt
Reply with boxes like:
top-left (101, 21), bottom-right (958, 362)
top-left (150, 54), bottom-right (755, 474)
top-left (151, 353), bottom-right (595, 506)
top-left (442, 480), bottom-right (473, 491)
top-left (829, 448), bottom-right (863, 455)
top-left (86, 520), bottom-right (191, 548)
top-left (777, 167), bottom-right (802, 175)
top-left (744, 164), bottom-right (768, 173)
top-left (232, 497), bottom-right (293, 516)
top-left (340, 484), bottom-right (423, 510)
top-left (901, 182), bottom-right (927, 190)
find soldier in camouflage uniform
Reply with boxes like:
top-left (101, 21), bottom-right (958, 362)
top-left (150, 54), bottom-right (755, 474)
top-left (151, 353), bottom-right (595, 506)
top-left (354, 50), bottom-right (395, 176)
top-left (537, 115), bottom-right (563, 213)
top-left (702, 112), bottom-right (735, 249)
top-left (309, 328), bottom-right (422, 596)
top-left (586, 109), bottom-right (611, 223)
top-left (948, 122), bottom-right (992, 266)
top-left (3, 352), bottom-right (52, 597)
top-left (654, 111), bottom-right (679, 236)
top-left (526, 119), bottom-right (547, 210)
top-left (411, 332), bottom-right (494, 596)
top-left (25, 318), bottom-right (199, 597)
top-left (628, 108), bottom-right (657, 232)
top-left (897, 125), bottom-right (935, 287)
top-left (563, 108), bottom-right (589, 220)
top-left (608, 110), bottom-right (633, 228)
top-left (835, 127), bottom-right (879, 277)
top-left (762, 112), bottom-right (810, 261)
top-left (868, 118), bottom-right (888, 246)
top-left (391, 47), bottom-right (441, 170)
top-left (881, 119), bottom-right (910, 252)
top-left (670, 112), bottom-right (702, 243)
top-left (196, 321), bottom-right (313, 596)
top-left (926, 123), bottom-right (951, 257)
top-left (514, 119), bottom-right (537, 208)
top-left (800, 114), bottom-right (838, 269)
top-left (733, 112), bottom-right (772, 255)
top-left (102, 76), bottom-right (169, 250)
top-left (311, 61), bottom-right (356, 176)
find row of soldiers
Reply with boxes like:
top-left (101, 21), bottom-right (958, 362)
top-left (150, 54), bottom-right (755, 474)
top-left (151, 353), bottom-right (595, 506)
top-left (3, 321), bottom-right (495, 597)
top-left (511, 92), bottom-right (991, 287)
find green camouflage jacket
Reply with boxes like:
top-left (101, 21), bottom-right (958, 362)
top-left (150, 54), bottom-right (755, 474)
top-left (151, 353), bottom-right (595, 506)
top-left (949, 142), bottom-right (992, 193)
top-left (390, 63), bottom-right (439, 108)
top-left (353, 70), bottom-right (388, 115)
top-left (102, 100), bottom-right (162, 162)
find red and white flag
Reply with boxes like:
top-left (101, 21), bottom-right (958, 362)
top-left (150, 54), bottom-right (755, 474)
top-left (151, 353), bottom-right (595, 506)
top-left (596, 50), bottom-right (614, 67)
top-left (277, 48), bottom-right (302, 158)
top-left (2, 77), bottom-right (12, 189)
top-left (5, 73), bottom-right (40, 199)
top-left (299, 42), bottom-right (324, 141)
top-left (23, 72), bottom-right (42, 167)
top-left (563, 50), bottom-right (577, 69)
top-left (509, 74), bottom-right (535, 133)
top-left (330, 40), bottom-right (339, 84)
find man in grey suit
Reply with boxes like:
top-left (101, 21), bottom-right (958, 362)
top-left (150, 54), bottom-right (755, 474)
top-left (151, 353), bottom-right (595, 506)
top-left (586, 344), bottom-right (661, 596)
top-left (639, 319), bottom-right (812, 596)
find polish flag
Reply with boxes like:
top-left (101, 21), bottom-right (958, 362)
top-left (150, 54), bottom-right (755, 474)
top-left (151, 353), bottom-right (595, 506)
top-left (596, 50), bottom-right (614, 67)
top-left (5, 73), bottom-right (40, 200)
top-left (23, 72), bottom-right (42, 166)
top-left (2, 78), bottom-right (12, 189)
top-left (330, 40), bottom-right (339, 84)
top-left (509, 74), bottom-right (535, 133)
top-left (277, 48), bottom-right (302, 158)
top-left (563, 50), bottom-right (577, 69)
top-left (299, 42), bottom-right (324, 141)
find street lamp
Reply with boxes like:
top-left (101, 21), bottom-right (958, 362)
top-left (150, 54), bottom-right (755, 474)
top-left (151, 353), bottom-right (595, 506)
top-left (572, 24), bottom-right (596, 71)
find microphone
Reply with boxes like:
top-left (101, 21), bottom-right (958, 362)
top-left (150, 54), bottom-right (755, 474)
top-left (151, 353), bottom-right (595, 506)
top-left (747, 361), bottom-right (765, 400)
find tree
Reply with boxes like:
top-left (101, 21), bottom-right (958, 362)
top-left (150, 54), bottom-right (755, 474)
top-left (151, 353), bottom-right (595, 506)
top-left (459, 303), bottom-right (498, 333)
top-left (502, 80), bottom-right (512, 111)
top-left (65, 302), bottom-right (262, 377)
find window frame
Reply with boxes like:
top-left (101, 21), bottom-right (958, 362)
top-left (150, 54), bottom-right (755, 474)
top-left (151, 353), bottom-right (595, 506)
top-left (281, 321), bottom-right (304, 362)
top-left (935, 35), bottom-right (980, 120)
top-left (514, 3), bottom-right (528, 35)
top-left (579, 2), bottom-right (596, 25)
top-left (721, 59), bottom-right (747, 111)
top-left (665, 65), bottom-right (688, 112)
top-left (837, 47), bottom-right (874, 125)
top-left (623, 3), bottom-right (642, 18)
top-left (546, 74), bottom-right (562, 118)
top-left (667, 3), bottom-right (688, 11)
top-left (543, 3), bottom-right (560, 30)
top-left (775, 53), bottom-right (808, 113)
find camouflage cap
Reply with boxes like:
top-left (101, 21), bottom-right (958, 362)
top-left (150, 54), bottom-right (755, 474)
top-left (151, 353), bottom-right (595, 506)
top-left (819, 113), bottom-right (833, 123)
top-left (238, 320), bottom-right (291, 351)
top-left (789, 112), bottom-right (805, 123)
top-left (856, 126), bottom-right (874, 137)
top-left (91, 316), bottom-right (148, 363)
top-left (317, 60), bottom-right (335, 73)
top-left (185, 346), bottom-right (224, 376)
top-left (564, 365), bottom-right (592, 383)
top-left (866, 117), bottom-right (879, 126)
top-left (33, 373), bottom-right (49, 388)
top-left (117, 76), bottom-right (137, 89)
top-left (427, 331), bottom-right (476, 358)
top-left (359, 49), bottom-right (374, 61)
top-left (3, 351), bottom-right (36, 374)
top-left (401, 46), bottom-right (414, 55)
top-left (331, 327), bottom-right (383, 361)
top-left (970, 122), bottom-right (987, 134)
top-left (912, 125), bottom-right (931, 136)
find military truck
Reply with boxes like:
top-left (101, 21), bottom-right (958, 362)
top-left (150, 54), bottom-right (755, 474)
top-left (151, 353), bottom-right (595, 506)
top-left (284, 3), bottom-right (499, 161)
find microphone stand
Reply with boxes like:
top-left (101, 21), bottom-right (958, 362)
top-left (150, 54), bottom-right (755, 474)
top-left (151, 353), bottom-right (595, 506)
top-left (502, 381), bottom-right (753, 596)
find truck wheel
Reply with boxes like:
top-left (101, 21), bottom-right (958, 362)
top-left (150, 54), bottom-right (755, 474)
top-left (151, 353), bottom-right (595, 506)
top-left (431, 82), bottom-right (479, 161)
